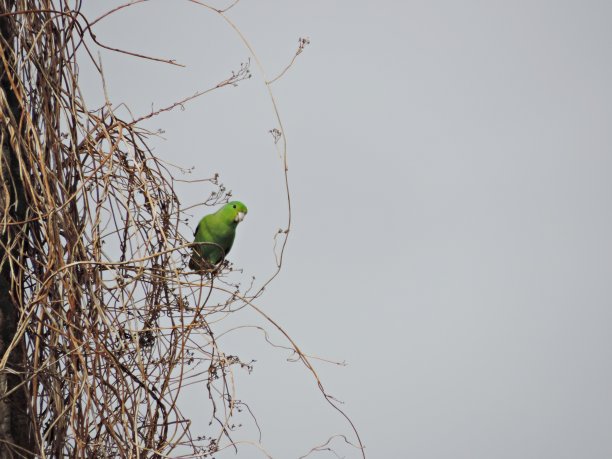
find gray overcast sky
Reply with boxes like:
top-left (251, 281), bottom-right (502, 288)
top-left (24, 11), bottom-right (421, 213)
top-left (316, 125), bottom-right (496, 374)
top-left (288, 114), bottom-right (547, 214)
top-left (82, 1), bottom-right (612, 458)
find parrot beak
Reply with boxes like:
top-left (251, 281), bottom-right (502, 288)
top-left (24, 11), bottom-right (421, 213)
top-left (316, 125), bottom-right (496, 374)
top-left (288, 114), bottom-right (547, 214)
top-left (235, 212), bottom-right (246, 223)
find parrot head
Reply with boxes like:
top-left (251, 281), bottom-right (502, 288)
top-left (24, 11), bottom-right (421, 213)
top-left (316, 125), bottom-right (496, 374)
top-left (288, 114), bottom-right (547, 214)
top-left (219, 201), bottom-right (248, 225)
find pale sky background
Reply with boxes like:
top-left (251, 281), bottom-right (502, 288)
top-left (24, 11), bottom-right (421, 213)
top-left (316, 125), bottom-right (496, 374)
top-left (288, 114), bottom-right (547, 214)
top-left (81, 1), bottom-right (612, 458)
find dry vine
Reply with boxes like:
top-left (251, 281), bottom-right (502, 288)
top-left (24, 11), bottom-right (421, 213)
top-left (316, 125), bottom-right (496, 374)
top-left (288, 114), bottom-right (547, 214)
top-left (0, 1), bottom-right (364, 458)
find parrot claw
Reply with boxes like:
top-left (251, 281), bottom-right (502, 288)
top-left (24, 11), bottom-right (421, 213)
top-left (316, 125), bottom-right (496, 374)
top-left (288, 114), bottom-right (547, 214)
top-left (188, 253), bottom-right (230, 278)
top-left (188, 254), bottom-right (215, 273)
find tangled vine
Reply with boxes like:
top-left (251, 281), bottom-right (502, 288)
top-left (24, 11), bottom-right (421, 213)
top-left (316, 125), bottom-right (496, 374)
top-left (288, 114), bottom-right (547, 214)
top-left (0, 1), bottom-right (364, 458)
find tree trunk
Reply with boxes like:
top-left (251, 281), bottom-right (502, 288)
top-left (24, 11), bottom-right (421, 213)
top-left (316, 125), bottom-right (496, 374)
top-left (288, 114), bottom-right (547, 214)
top-left (0, 1), bottom-right (34, 456)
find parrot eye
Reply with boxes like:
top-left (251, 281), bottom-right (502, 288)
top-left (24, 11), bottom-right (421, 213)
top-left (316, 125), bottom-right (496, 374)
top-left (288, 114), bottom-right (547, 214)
top-left (232, 204), bottom-right (236, 209)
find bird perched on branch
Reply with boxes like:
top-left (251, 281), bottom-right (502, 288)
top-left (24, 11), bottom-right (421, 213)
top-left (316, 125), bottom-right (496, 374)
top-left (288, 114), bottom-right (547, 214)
top-left (189, 201), bottom-right (248, 271)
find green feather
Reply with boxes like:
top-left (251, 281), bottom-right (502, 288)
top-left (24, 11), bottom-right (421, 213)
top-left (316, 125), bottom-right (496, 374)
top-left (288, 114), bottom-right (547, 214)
top-left (189, 201), bottom-right (248, 271)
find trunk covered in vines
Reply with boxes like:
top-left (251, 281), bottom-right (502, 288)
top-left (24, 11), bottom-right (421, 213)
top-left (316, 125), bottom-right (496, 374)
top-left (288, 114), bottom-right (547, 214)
top-left (0, 0), bottom-right (34, 456)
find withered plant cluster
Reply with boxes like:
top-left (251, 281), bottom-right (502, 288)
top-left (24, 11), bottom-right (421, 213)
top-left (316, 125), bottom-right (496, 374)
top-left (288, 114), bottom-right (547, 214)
top-left (0, 1), bottom-right (366, 458)
top-left (0, 1), bottom-right (260, 457)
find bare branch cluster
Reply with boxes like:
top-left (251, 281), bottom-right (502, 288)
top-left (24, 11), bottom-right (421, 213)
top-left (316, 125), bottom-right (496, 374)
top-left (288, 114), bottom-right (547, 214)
top-left (0, 1), bottom-right (365, 458)
top-left (0, 1), bottom-right (255, 456)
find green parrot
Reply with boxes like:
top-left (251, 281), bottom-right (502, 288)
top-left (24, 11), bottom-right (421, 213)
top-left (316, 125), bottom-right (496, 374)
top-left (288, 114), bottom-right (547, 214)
top-left (188, 201), bottom-right (248, 271)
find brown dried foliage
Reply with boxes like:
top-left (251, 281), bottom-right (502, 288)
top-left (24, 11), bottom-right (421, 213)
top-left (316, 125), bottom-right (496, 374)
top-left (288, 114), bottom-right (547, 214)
top-left (0, 1), bottom-right (364, 458)
top-left (0, 1), bottom-right (253, 456)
